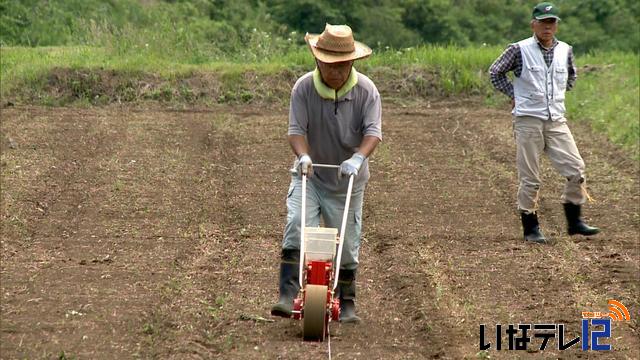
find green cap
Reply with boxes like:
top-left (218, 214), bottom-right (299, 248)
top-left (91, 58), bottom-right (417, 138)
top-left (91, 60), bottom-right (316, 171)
top-left (532, 2), bottom-right (561, 21)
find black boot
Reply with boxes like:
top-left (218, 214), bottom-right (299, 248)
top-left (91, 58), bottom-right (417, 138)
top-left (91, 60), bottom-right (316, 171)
top-left (337, 269), bottom-right (361, 324)
top-left (521, 212), bottom-right (547, 243)
top-left (563, 203), bottom-right (600, 236)
top-left (270, 249), bottom-right (300, 318)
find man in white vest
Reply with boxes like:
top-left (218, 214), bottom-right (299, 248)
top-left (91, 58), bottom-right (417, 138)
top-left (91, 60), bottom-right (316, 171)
top-left (489, 2), bottom-right (599, 243)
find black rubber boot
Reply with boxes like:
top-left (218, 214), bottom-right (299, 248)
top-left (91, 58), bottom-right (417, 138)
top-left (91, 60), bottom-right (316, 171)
top-left (563, 203), bottom-right (600, 236)
top-left (337, 269), bottom-right (361, 324)
top-left (270, 249), bottom-right (300, 318)
top-left (521, 212), bottom-right (547, 243)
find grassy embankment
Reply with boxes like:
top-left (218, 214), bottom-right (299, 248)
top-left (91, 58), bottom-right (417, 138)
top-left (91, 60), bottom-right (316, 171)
top-left (1, 45), bottom-right (637, 157)
top-left (565, 51), bottom-right (639, 158)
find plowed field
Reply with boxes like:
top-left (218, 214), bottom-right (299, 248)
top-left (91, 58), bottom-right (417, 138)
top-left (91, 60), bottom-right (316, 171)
top-left (1, 100), bottom-right (638, 359)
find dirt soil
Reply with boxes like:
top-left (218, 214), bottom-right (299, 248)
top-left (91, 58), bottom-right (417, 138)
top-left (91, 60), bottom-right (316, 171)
top-left (1, 100), bottom-right (638, 359)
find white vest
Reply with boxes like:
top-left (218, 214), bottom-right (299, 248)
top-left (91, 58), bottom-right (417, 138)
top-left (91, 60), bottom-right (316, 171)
top-left (513, 37), bottom-right (570, 121)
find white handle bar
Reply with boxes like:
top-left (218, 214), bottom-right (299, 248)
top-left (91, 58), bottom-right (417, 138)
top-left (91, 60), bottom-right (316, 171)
top-left (297, 164), bottom-right (354, 290)
top-left (289, 163), bottom-right (340, 175)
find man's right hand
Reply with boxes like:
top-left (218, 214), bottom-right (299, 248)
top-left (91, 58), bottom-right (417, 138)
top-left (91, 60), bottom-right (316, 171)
top-left (298, 154), bottom-right (313, 177)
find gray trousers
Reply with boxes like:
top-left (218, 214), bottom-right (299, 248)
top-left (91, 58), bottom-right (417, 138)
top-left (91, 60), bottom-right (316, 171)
top-left (513, 116), bottom-right (587, 213)
top-left (282, 176), bottom-right (364, 271)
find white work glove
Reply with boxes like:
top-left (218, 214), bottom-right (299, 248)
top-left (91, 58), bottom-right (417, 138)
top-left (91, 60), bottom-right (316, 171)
top-left (298, 153), bottom-right (313, 177)
top-left (339, 152), bottom-right (366, 178)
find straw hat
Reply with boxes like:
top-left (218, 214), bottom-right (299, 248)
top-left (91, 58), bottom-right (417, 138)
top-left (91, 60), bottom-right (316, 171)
top-left (304, 24), bottom-right (372, 63)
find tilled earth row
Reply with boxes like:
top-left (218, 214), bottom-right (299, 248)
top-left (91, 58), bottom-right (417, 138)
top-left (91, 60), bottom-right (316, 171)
top-left (1, 101), bottom-right (638, 359)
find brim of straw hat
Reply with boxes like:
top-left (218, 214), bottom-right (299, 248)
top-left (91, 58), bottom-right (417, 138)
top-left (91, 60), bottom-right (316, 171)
top-left (304, 33), bottom-right (372, 63)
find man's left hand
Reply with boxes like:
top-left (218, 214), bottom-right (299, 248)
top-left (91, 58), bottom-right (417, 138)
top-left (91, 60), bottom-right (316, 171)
top-left (339, 153), bottom-right (366, 178)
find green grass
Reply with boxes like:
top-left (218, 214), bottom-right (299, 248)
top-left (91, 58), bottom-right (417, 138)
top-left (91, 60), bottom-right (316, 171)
top-left (366, 45), bottom-right (500, 95)
top-left (0, 45), bottom-right (305, 89)
top-left (566, 51), bottom-right (639, 157)
top-left (0, 44), bottom-right (501, 105)
top-left (1, 45), bottom-right (637, 156)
